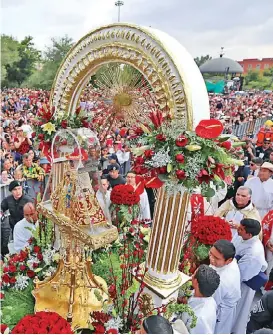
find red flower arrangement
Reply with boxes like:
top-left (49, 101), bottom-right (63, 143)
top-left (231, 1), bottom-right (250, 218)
top-left (130, 112), bottom-right (241, 197)
top-left (110, 185), bottom-right (141, 229)
top-left (110, 185), bottom-right (140, 206)
top-left (180, 214), bottom-right (232, 274)
top-left (11, 311), bottom-right (73, 334)
top-left (191, 215), bottom-right (232, 245)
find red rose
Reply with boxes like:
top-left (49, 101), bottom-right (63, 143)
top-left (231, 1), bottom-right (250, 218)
top-left (144, 149), bottom-right (154, 159)
top-left (9, 277), bottom-right (16, 284)
top-left (108, 284), bottom-right (117, 299)
top-left (175, 135), bottom-right (188, 147)
top-left (61, 120), bottom-right (68, 129)
top-left (31, 132), bottom-right (36, 138)
top-left (135, 128), bottom-right (144, 136)
top-left (38, 133), bottom-right (44, 140)
top-left (82, 120), bottom-right (89, 128)
top-left (158, 166), bottom-right (167, 174)
top-left (8, 265), bottom-right (17, 273)
top-left (106, 329), bottom-right (119, 334)
top-left (19, 265), bottom-right (27, 271)
top-left (19, 250), bottom-right (28, 262)
top-left (3, 267), bottom-right (9, 273)
top-left (27, 270), bottom-right (35, 278)
top-left (33, 246), bottom-right (41, 254)
top-left (37, 253), bottom-right (43, 261)
top-left (32, 263), bottom-right (39, 269)
top-left (2, 274), bottom-right (10, 283)
top-left (156, 134), bottom-right (166, 142)
top-left (135, 157), bottom-right (145, 165)
top-left (93, 323), bottom-right (105, 334)
top-left (220, 141), bottom-right (232, 150)
top-left (175, 153), bottom-right (185, 163)
top-left (176, 169), bottom-right (186, 180)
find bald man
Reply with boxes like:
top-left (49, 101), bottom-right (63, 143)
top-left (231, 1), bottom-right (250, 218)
top-left (13, 203), bottom-right (38, 252)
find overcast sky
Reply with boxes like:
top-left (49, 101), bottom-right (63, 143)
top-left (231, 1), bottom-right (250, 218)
top-left (1, 0), bottom-right (273, 61)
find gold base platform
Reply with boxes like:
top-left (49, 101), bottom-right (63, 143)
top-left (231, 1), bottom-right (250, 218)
top-left (33, 259), bottom-right (109, 329)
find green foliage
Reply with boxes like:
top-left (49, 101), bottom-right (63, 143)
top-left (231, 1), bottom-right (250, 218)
top-left (263, 67), bottom-right (273, 77)
top-left (194, 54), bottom-right (212, 67)
top-left (23, 36), bottom-right (74, 90)
top-left (1, 283), bottom-right (35, 329)
top-left (244, 68), bottom-right (273, 90)
top-left (165, 303), bottom-right (197, 329)
top-left (3, 36), bottom-right (41, 86)
top-left (195, 244), bottom-right (210, 261)
top-left (32, 217), bottom-right (54, 250)
top-left (1, 35), bottom-right (21, 83)
top-left (92, 249), bottom-right (122, 285)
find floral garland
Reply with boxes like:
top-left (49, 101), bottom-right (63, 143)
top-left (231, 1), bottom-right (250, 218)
top-left (11, 311), bottom-right (73, 334)
top-left (131, 110), bottom-right (243, 197)
top-left (110, 185), bottom-right (140, 229)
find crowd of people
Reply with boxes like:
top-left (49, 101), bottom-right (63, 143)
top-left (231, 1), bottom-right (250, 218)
top-left (209, 91), bottom-right (273, 134)
top-left (1, 87), bottom-right (273, 334)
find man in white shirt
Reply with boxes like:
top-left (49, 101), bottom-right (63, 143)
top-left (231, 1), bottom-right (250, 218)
top-left (245, 162), bottom-right (273, 219)
top-left (209, 240), bottom-right (241, 334)
top-left (96, 176), bottom-right (111, 223)
top-left (126, 171), bottom-right (151, 221)
top-left (232, 218), bottom-right (268, 334)
top-left (13, 202), bottom-right (37, 252)
top-left (215, 186), bottom-right (261, 238)
top-left (181, 265), bottom-right (220, 334)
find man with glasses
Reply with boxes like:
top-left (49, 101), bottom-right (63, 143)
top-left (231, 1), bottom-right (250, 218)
top-left (248, 157), bottom-right (263, 179)
top-left (256, 139), bottom-right (273, 161)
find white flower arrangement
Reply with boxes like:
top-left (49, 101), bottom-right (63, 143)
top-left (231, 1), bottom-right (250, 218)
top-left (14, 275), bottom-right (29, 291)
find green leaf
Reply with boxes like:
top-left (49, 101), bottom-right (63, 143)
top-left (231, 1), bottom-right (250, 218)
top-left (203, 187), bottom-right (215, 198)
top-left (112, 308), bottom-right (117, 318)
top-left (1, 283), bottom-right (35, 329)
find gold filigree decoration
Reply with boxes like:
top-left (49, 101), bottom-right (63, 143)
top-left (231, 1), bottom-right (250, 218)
top-left (51, 23), bottom-right (190, 129)
top-left (138, 293), bottom-right (154, 315)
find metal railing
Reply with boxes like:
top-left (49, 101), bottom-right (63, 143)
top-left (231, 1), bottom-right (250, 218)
top-left (1, 177), bottom-right (48, 203)
top-left (226, 116), bottom-right (272, 139)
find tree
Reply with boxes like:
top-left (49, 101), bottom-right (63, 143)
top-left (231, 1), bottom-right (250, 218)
top-left (4, 36), bottom-right (40, 86)
top-left (194, 55), bottom-right (212, 67)
top-left (23, 36), bottom-right (74, 90)
top-left (1, 35), bottom-right (21, 83)
top-left (244, 69), bottom-right (259, 85)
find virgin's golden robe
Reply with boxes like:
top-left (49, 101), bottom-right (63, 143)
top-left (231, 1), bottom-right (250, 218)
top-left (51, 170), bottom-right (108, 227)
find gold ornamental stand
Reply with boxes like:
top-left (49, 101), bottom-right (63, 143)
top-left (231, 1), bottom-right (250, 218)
top-left (33, 130), bottom-right (118, 329)
top-left (35, 192), bottom-right (118, 329)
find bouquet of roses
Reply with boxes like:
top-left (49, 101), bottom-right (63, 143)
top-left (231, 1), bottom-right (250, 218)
top-left (191, 215), bottom-right (232, 245)
top-left (180, 215), bottom-right (232, 274)
top-left (11, 311), bottom-right (73, 334)
top-left (110, 185), bottom-right (140, 229)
